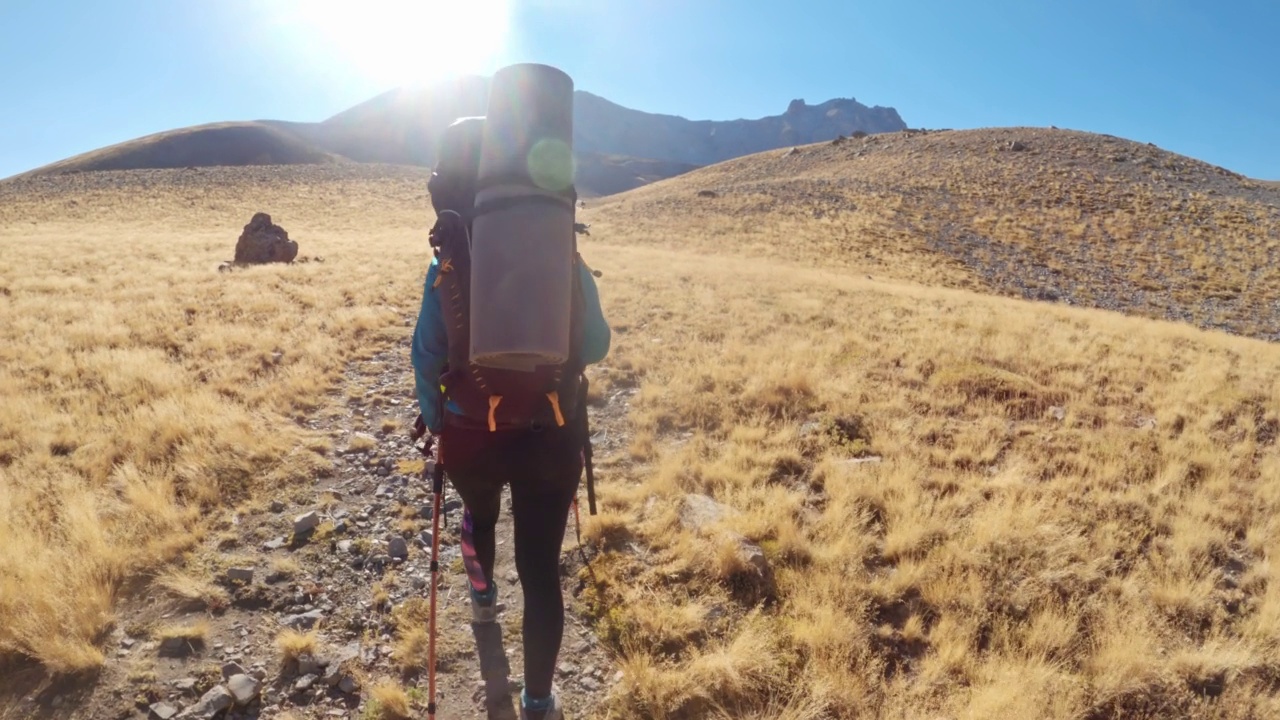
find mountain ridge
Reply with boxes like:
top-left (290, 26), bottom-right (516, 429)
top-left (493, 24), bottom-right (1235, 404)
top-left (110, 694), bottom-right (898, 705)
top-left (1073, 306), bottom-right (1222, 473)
top-left (7, 75), bottom-right (907, 196)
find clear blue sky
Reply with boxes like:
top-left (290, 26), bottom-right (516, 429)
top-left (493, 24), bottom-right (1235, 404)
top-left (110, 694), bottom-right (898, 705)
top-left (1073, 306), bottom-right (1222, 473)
top-left (2, 0), bottom-right (1277, 180)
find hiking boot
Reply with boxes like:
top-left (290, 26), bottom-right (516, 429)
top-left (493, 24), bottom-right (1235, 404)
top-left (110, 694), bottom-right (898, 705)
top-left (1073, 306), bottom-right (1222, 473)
top-left (470, 582), bottom-right (501, 625)
top-left (520, 689), bottom-right (563, 720)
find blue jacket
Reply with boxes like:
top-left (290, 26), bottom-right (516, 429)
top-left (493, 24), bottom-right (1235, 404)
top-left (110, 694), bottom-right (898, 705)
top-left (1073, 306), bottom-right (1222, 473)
top-left (411, 255), bottom-right (612, 433)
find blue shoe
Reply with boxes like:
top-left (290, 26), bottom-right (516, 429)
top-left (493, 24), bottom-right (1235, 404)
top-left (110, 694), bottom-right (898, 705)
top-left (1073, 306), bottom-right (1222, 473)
top-left (470, 581), bottom-right (502, 624)
top-left (520, 688), bottom-right (563, 720)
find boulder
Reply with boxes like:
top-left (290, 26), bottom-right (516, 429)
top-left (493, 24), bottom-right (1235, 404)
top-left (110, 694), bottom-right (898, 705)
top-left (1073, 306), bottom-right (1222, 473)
top-left (322, 642), bottom-right (362, 688)
top-left (149, 702), bottom-right (180, 720)
top-left (293, 511), bottom-right (320, 535)
top-left (225, 567), bottom-right (254, 584)
top-left (226, 673), bottom-right (262, 706)
top-left (233, 212), bottom-right (298, 264)
top-left (388, 536), bottom-right (409, 560)
top-left (176, 686), bottom-right (233, 719)
top-left (283, 608), bottom-right (325, 630)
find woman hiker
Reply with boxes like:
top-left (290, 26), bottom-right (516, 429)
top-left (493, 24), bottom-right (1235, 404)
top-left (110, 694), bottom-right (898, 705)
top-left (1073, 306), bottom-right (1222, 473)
top-left (411, 114), bottom-right (612, 720)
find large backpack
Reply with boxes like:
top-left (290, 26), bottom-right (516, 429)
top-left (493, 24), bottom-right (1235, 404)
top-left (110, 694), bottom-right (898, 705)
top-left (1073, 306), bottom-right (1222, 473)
top-left (425, 116), bottom-right (589, 434)
top-left (427, 211), bottom-right (588, 433)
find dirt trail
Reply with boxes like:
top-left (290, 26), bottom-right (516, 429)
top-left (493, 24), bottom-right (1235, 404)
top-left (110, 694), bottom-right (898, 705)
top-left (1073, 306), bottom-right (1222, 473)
top-left (6, 342), bottom-right (628, 720)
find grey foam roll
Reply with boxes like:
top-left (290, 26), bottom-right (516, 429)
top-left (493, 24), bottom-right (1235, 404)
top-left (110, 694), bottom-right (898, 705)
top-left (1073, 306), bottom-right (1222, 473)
top-left (469, 63), bottom-right (577, 371)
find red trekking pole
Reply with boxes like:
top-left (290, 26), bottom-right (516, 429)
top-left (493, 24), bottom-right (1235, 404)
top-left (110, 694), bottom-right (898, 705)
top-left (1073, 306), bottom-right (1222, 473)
top-left (426, 443), bottom-right (445, 719)
top-left (412, 414), bottom-right (445, 720)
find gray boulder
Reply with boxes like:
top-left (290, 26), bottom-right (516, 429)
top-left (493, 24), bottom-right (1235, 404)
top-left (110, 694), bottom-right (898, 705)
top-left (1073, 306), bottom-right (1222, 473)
top-left (176, 686), bottom-right (233, 719)
top-left (226, 673), bottom-right (262, 706)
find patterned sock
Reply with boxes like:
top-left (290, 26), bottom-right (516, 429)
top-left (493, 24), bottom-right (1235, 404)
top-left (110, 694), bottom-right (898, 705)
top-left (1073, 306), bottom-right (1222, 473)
top-left (460, 506), bottom-right (489, 593)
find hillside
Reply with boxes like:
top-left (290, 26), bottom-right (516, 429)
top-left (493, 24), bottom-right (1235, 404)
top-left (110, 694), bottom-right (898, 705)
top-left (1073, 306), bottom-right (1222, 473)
top-left (574, 153), bottom-right (702, 198)
top-left (586, 126), bottom-right (1280, 342)
top-left (21, 122), bottom-right (347, 176)
top-left (3, 164), bottom-right (1280, 720)
top-left (572, 92), bottom-right (907, 166)
top-left (9, 74), bottom-right (906, 197)
top-left (5, 139), bottom-right (1280, 720)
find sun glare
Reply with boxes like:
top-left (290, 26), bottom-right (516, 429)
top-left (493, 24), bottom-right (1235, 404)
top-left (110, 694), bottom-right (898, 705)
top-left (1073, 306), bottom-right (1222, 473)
top-left (284, 0), bottom-right (511, 87)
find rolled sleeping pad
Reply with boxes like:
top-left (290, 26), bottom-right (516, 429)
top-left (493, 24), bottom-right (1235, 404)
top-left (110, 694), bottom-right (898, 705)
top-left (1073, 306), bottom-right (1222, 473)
top-left (469, 63), bottom-right (577, 372)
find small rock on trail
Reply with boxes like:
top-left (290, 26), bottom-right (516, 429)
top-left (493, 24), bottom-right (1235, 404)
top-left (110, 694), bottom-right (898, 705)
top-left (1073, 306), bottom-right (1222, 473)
top-left (175, 685), bottom-right (233, 719)
top-left (388, 535), bottom-right (409, 560)
top-left (226, 673), bottom-right (261, 706)
top-left (293, 511), bottom-right (320, 535)
top-left (148, 702), bottom-right (179, 720)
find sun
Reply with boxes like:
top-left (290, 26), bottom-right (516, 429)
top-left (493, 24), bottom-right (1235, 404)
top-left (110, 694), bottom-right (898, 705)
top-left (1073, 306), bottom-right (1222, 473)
top-left (283, 0), bottom-right (511, 87)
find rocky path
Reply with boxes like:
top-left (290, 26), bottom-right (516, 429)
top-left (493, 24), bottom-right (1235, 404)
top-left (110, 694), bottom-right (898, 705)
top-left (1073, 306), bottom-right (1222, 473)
top-left (24, 343), bottom-right (627, 720)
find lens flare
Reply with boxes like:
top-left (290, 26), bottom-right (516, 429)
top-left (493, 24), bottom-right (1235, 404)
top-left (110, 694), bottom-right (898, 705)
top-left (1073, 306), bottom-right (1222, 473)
top-left (527, 138), bottom-right (575, 193)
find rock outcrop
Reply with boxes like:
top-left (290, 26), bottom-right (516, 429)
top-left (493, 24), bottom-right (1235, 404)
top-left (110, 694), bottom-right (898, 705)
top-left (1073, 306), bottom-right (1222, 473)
top-left (233, 212), bottom-right (298, 264)
top-left (573, 93), bottom-right (907, 167)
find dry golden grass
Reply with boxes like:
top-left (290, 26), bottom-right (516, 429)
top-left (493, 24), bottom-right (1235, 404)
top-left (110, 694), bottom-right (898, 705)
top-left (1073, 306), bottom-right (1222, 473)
top-left (587, 127), bottom-right (1280, 341)
top-left (269, 557), bottom-right (302, 580)
top-left (347, 433), bottom-right (378, 453)
top-left (0, 165), bottom-right (431, 673)
top-left (3, 153), bottom-right (1280, 719)
top-left (155, 620), bottom-right (208, 645)
top-left (578, 244), bottom-right (1280, 719)
top-left (154, 567), bottom-right (230, 612)
top-left (275, 629), bottom-right (319, 663)
top-left (371, 578), bottom-right (393, 609)
top-left (391, 627), bottom-right (431, 674)
top-left (366, 680), bottom-right (412, 719)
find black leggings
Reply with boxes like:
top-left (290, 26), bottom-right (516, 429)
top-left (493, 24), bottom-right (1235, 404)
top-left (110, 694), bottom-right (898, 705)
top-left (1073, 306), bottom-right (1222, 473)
top-left (440, 422), bottom-right (582, 699)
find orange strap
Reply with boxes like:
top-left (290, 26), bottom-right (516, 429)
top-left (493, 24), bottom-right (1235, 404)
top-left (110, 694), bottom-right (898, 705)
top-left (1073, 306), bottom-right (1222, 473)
top-left (488, 396), bottom-right (502, 432)
top-left (432, 259), bottom-right (454, 289)
top-left (546, 391), bottom-right (566, 428)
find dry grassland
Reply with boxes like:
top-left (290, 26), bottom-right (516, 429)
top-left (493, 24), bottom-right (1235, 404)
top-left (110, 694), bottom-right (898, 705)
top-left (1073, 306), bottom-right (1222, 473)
top-left (588, 127), bottom-right (1280, 341)
top-left (0, 166), bottom-right (433, 673)
top-left (2, 160), bottom-right (1279, 720)
top-left (579, 244), bottom-right (1280, 719)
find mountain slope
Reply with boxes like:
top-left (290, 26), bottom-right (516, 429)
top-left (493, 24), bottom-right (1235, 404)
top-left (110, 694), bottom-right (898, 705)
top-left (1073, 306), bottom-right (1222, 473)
top-left (572, 91), bottom-right (906, 165)
top-left (264, 76), bottom-right (492, 168)
top-left (22, 122), bottom-right (347, 176)
top-left (585, 126), bottom-right (1280, 342)
top-left (268, 79), bottom-right (906, 171)
top-left (10, 75), bottom-right (907, 197)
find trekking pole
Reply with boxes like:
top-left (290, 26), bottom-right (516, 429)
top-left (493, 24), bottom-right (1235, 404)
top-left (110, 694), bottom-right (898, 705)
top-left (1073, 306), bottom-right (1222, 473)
top-left (584, 437), bottom-right (598, 516)
top-left (572, 497), bottom-right (583, 547)
top-left (426, 446), bottom-right (445, 719)
top-left (579, 375), bottom-right (599, 517)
